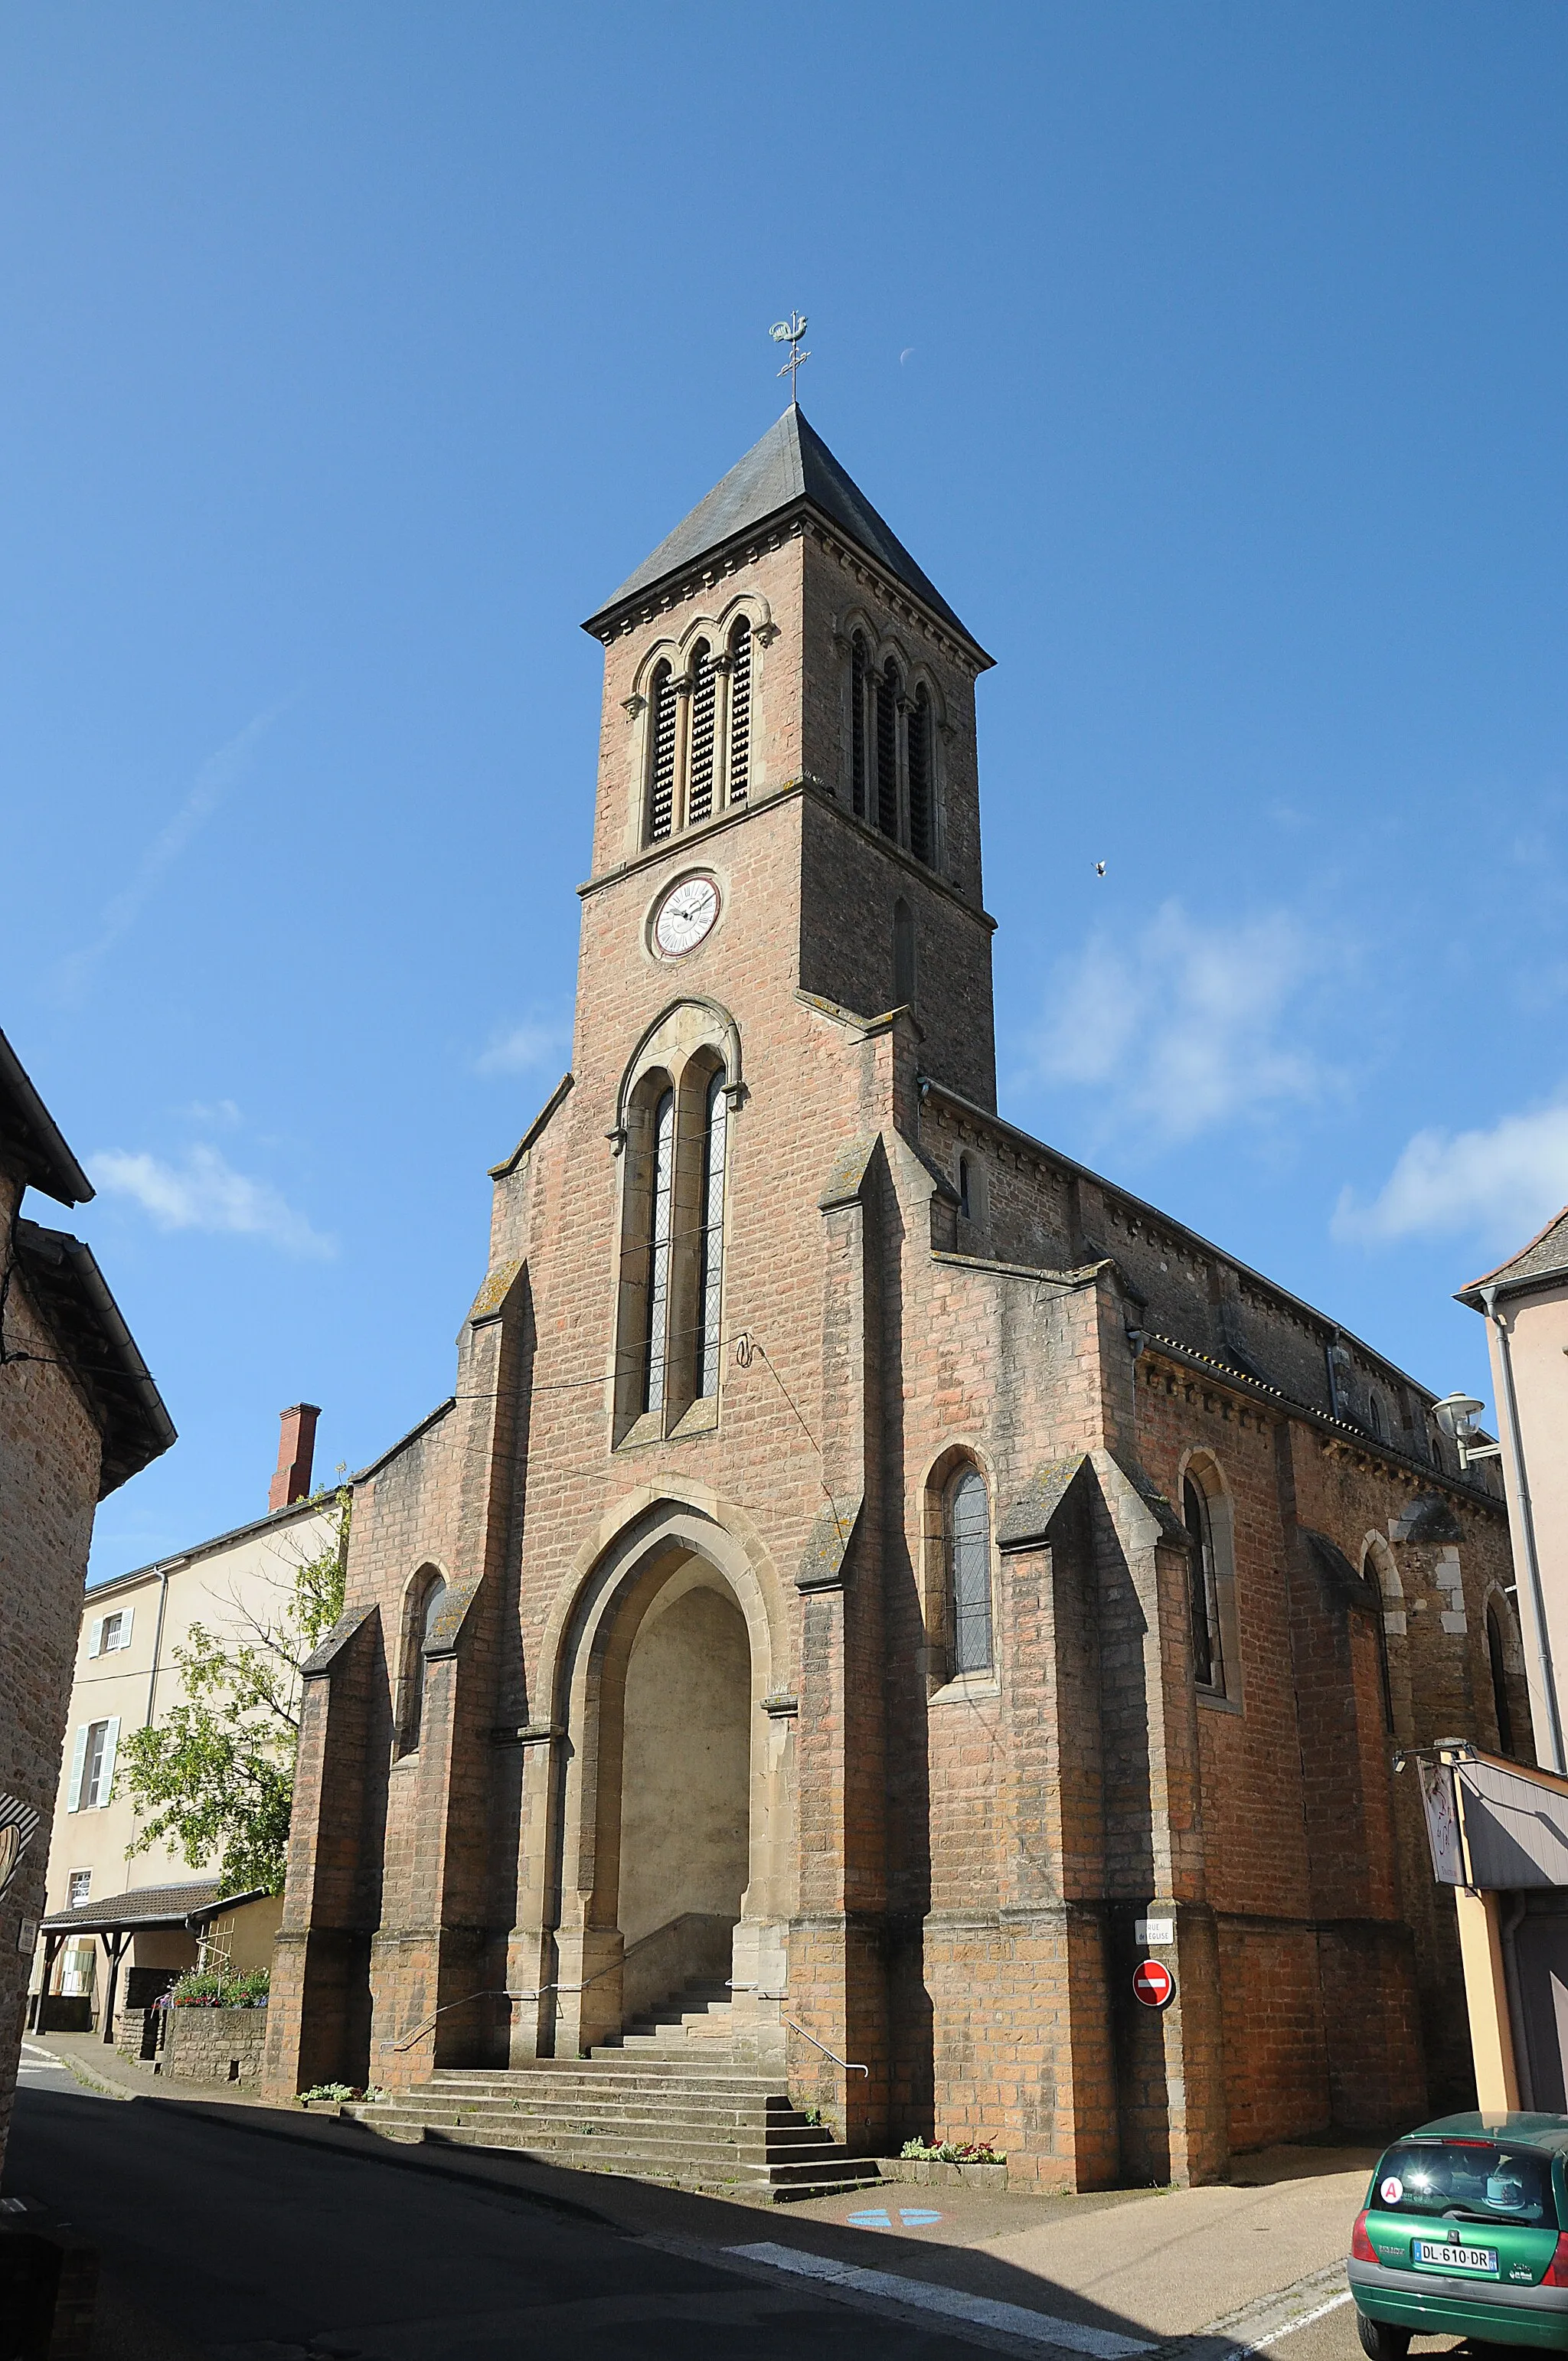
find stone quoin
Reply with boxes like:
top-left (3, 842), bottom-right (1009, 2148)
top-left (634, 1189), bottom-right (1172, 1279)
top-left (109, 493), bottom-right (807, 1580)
top-left (264, 406), bottom-right (1523, 2185)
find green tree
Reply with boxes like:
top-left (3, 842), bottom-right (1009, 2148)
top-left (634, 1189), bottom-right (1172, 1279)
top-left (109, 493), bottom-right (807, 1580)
top-left (119, 1489), bottom-right (349, 1896)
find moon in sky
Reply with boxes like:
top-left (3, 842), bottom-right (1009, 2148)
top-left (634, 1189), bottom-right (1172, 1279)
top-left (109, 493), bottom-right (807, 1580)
top-left (900, 347), bottom-right (915, 364)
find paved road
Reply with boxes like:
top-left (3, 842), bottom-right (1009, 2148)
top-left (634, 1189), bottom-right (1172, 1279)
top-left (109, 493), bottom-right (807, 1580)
top-left (2, 2054), bottom-right (1048, 2360)
top-left (5, 2052), bottom-right (1475, 2361)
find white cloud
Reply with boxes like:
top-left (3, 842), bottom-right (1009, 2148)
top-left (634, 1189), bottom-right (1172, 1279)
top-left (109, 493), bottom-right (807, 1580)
top-left (1027, 901), bottom-right (1334, 1144)
top-left (1334, 1099), bottom-right (1568, 1249)
top-left (475, 1014), bottom-right (569, 1077)
top-left (91, 1144), bottom-right (334, 1259)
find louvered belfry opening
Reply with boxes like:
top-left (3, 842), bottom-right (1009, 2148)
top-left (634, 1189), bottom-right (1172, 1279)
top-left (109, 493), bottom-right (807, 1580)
top-left (851, 633), bottom-right (868, 819)
top-left (727, 617), bottom-right (751, 804)
top-left (647, 662), bottom-right (678, 841)
top-left (908, 683), bottom-right (933, 863)
top-left (687, 642), bottom-right (717, 824)
top-left (876, 661), bottom-right (900, 840)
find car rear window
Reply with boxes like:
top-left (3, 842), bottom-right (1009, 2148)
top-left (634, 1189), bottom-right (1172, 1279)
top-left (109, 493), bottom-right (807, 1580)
top-left (1374, 2141), bottom-right (1560, 2228)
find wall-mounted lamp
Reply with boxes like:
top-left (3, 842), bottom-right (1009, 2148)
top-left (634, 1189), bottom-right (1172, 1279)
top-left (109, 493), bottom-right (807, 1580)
top-left (1432, 1391), bottom-right (1504, 1470)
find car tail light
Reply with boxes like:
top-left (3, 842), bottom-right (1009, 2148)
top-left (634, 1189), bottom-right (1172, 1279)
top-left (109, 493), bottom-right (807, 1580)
top-left (1544, 2234), bottom-right (1568, 2286)
top-left (1351, 2210), bottom-right (1378, 2264)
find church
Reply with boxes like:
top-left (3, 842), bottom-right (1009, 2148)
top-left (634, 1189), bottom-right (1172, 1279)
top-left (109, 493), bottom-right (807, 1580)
top-left (265, 403), bottom-right (1524, 2189)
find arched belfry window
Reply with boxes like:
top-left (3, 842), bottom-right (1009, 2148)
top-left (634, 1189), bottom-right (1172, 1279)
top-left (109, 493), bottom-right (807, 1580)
top-left (851, 633), bottom-right (869, 820)
top-left (647, 662), bottom-right (678, 842)
top-left (1488, 1602), bottom-right (1515, 1755)
top-left (402, 1569), bottom-right (448, 1753)
top-left (876, 661), bottom-right (900, 840)
top-left (687, 642), bottom-right (717, 825)
top-left (695, 1068), bottom-right (728, 1400)
top-left (946, 1465), bottom-right (994, 1675)
top-left (642, 1087), bottom-right (675, 1416)
top-left (1184, 1475), bottom-right (1223, 1691)
top-left (727, 617), bottom-right (752, 805)
top-left (909, 684), bottom-right (933, 863)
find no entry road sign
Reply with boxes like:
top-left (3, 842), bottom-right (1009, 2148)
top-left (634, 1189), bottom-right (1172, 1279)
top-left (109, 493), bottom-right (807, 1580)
top-left (1132, 1957), bottom-right (1174, 2010)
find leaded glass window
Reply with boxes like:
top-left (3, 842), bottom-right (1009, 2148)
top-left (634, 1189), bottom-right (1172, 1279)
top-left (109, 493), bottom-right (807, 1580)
top-left (946, 1467), bottom-right (993, 1674)
top-left (851, 633), bottom-right (868, 818)
top-left (642, 1089), bottom-right (675, 1414)
top-left (696, 1069), bottom-right (727, 1399)
top-left (1184, 1476), bottom-right (1223, 1690)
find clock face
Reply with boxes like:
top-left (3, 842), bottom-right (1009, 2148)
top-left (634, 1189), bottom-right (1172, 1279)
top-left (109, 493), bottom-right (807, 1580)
top-left (652, 875), bottom-right (720, 958)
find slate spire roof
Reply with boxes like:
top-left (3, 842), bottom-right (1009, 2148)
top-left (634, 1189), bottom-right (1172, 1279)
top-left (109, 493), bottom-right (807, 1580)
top-left (584, 407), bottom-right (987, 658)
top-left (1459, 1204), bottom-right (1568, 1301)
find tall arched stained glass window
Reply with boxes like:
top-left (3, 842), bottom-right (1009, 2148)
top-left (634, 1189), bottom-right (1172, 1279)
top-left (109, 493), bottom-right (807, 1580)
top-left (647, 663), bottom-right (677, 842)
top-left (642, 1088), bottom-right (675, 1415)
top-left (946, 1466), bottom-right (993, 1674)
top-left (727, 618), bottom-right (752, 805)
top-left (1184, 1476), bottom-right (1223, 1690)
top-left (851, 633), bottom-right (869, 819)
top-left (696, 1069), bottom-right (728, 1400)
top-left (403, 1570), bottom-right (448, 1752)
top-left (687, 642), bottom-right (717, 823)
top-left (876, 661), bottom-right (900, 840)
top-left (908, 684), bottom-right (933, 863)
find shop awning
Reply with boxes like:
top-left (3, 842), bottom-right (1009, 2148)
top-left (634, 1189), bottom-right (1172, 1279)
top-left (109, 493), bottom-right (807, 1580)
top-left (1409, 1742), bottom-right (1568, 1889)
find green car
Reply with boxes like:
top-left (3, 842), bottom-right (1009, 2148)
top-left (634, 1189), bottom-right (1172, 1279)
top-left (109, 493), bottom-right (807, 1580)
top-left (1351, 2113), bottom-right (1568, 2357)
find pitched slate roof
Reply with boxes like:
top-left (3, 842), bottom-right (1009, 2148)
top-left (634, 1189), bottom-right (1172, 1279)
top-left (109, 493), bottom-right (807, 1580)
top-left (15, 1220), bottom-right (176, 1496)
top-left (0, 1025), bottom-right (92, 1207)
top-left (584, 407), bottom-right (988, 657)
top-left (1460, 1205), bottom-right (1568, 1301)
top-left (41, 1879), bottom-right (266, 1935)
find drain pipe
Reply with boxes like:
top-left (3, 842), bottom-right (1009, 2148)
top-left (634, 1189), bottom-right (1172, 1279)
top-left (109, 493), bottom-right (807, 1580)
top-left (1481, 1283), bottom-right (1563, 1774)
top-left (1501, 1892), bottom-right (1533, 2111)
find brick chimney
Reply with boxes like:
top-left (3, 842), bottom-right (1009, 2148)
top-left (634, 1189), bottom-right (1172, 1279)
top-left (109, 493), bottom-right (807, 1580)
top-left (269, 1403), bottom-right (321, 1511)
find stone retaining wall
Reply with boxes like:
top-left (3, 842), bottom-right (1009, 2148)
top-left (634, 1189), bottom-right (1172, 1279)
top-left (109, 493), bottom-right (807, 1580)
top-left (163, 2004), bottom-right (268, 2085)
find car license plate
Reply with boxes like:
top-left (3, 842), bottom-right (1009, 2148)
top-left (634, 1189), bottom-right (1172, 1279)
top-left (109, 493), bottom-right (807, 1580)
top-left (1413, 2240), bottom-right (1499, 2275)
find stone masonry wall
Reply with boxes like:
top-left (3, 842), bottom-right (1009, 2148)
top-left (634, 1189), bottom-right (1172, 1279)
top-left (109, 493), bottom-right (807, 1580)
top-left (0, 1166), bottom-right (104, 2183)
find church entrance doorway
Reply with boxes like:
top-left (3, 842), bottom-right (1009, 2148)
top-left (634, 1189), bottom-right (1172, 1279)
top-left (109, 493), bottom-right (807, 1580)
top-left (617, 1568), bottom-right (751, 2020)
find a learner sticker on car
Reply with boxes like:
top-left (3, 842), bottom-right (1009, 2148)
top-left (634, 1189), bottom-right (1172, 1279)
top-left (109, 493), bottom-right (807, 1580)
top-left (1413, 2240), bottom-right (1498, 2274)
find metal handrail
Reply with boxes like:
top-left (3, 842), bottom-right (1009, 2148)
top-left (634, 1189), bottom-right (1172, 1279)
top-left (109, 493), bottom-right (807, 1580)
top-left (780, 2016), bottom-right (869, 2076)
top-left (392, 1920), bottom-right (706, 2052)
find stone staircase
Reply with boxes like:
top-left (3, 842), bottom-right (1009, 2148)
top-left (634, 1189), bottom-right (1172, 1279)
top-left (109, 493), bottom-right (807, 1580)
top-left (339, 1980), bottom-right (881, 2201)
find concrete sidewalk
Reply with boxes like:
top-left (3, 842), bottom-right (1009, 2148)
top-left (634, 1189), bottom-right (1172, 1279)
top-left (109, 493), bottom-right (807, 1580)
top-left (26, 2035), bottom-right (1377, 2356)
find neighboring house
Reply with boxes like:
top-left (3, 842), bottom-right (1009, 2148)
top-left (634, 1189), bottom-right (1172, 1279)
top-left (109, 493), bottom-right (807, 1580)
top-left (0, 1024), bottom-right (173, 2178)
top-left (34, 1405), bottom-right (332, 2040)
top-left (1459, 1208), bottom-right (1568, 1770)
top-left (269, 405), bottom-right (1523, 2188)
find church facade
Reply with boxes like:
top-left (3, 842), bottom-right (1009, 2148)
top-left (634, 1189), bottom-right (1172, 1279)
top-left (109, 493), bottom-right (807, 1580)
top-left (265, 408), bottom-right (1524, 2186)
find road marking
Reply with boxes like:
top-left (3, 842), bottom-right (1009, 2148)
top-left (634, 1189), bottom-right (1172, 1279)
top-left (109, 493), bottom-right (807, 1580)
top-left (1236, 2290), bottom-right (1353, 2351)
top-left (844, 2206), bottom-right (944, 2229)
top-left (725, 2241), bottom-right (1155, 2355)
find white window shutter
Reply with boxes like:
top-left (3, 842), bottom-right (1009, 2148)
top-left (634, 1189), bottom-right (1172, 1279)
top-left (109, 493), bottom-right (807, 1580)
top-left (88, 1618), bottom-right (103, 1659)
top-left (98, 1717), bottom-right (120, 1805)
top-left (67, 1726), bottom-right (89, 1812)
top-left (118, 1605), bottom-right (133, 1649)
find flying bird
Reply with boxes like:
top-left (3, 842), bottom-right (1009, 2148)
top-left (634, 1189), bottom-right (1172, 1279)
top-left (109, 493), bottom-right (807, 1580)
top-left (1095, 860), bottom-right (1107, 877)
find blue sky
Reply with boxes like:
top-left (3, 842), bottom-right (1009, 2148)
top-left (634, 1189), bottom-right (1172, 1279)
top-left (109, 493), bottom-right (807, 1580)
top-left (3, 5), bottom-right (1564, 1579)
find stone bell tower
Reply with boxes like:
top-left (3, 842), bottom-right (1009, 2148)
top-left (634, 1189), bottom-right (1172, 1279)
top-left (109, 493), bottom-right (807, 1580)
top-left (577, 403), bottom-right (999, 1112)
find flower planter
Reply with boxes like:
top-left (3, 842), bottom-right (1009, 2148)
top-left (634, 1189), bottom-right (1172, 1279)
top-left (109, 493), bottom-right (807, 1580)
top-left (879, 2158), bottom-right (1009, 2190)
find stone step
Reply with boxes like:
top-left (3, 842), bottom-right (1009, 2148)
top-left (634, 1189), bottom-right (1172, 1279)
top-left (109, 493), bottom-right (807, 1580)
top-left (363, 2097), bottom-right (818, 2131)
top-left (427, 2065), bottom-right (781, 2091)
top-left (341, 2115), bottom-right (881, 2196)
top-left (350, 2111), bottom-right (840, 2157)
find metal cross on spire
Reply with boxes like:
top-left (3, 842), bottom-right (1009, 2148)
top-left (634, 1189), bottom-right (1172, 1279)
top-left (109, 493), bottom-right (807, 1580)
top-left (769, 312), bottom-right (811, 403)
